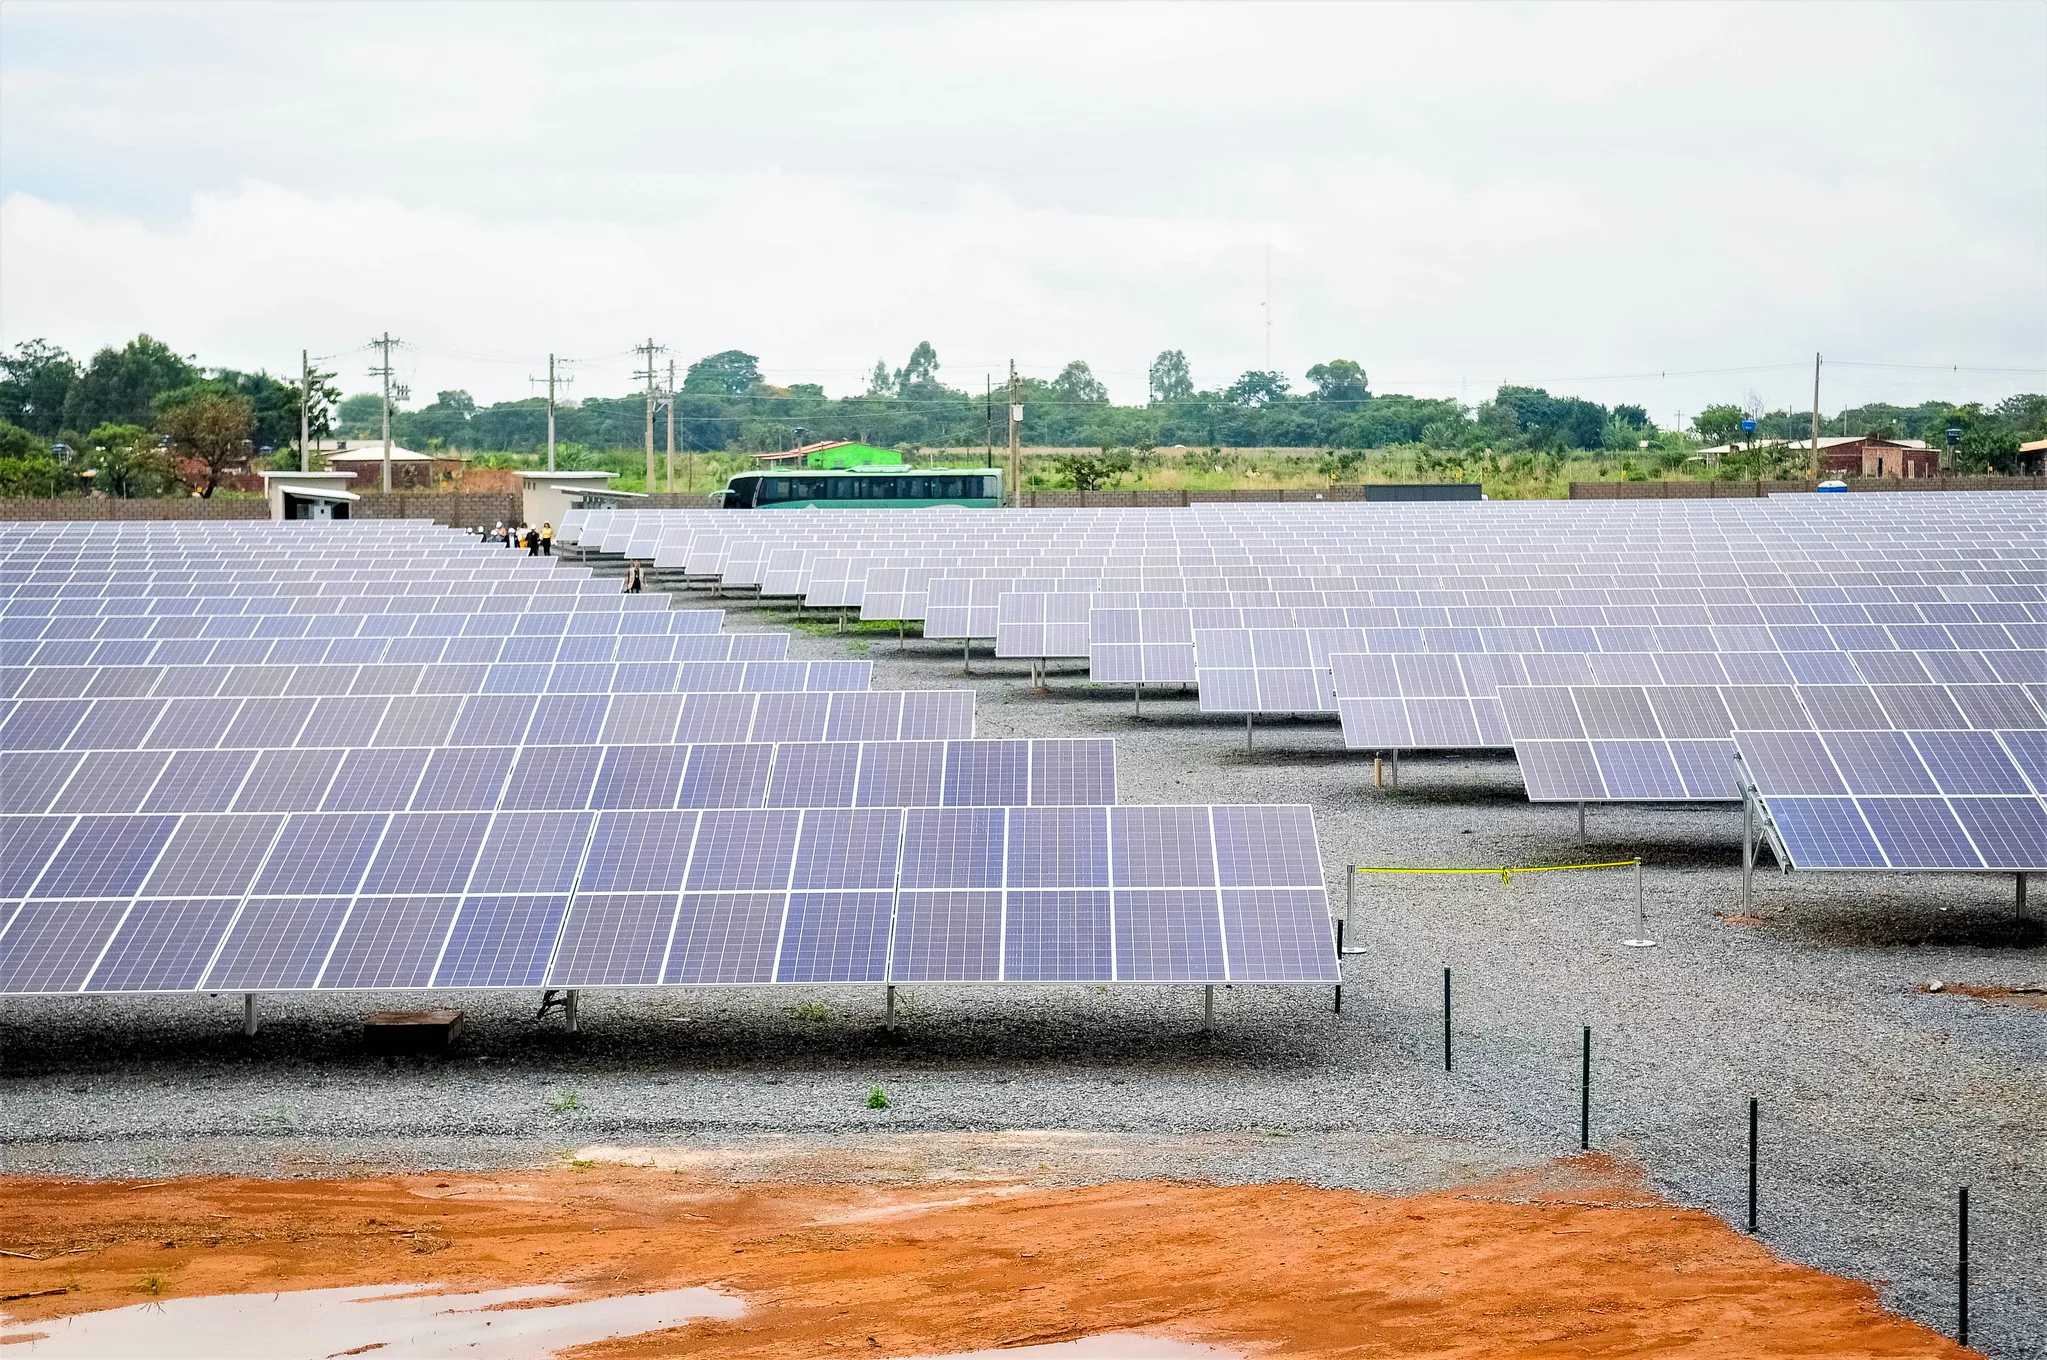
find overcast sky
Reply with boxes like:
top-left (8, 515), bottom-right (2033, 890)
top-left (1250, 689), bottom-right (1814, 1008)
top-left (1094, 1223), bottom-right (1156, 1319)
top-left (2, 1), bottom-right (2042, 421)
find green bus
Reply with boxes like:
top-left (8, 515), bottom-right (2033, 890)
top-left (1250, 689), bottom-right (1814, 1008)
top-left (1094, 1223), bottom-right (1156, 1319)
top-left (711, 466), bottom-right (1004, 509)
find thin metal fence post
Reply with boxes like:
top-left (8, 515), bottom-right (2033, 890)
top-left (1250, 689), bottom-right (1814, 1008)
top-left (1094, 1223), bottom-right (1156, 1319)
top-left (1958, 1185), bottom-right (1969, 1347)
top-left (1741, 786), bottom-right (1755, 914)
top-left (1443, 966), bottom-right (1452, 1072)
top-left (1747, 1097), bottom-right (1758, 1232)
top-left (1580, 1026), bottom-right (1591, 1149)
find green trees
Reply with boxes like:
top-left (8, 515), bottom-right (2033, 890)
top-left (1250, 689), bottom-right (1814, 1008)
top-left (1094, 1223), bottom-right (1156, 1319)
top-left (1148, 350), bottom-right (1193, 403)
top-left (61, 335), bottom-right (199, 432)
top-left (0, 340), bottom-right (81, 436)
top-left (159, 395), bottom-right (255, 497)
top-left (1306, 359), bottom-right (1369, 409)
top-left (1692, 404), bottom-right (1747, 447)
top-left (1051, 360), bottom-right (1109, 407)
top-left (684, 350), bottom-right (762, 396)
top-left (81, 424), bottom-right (174, 497)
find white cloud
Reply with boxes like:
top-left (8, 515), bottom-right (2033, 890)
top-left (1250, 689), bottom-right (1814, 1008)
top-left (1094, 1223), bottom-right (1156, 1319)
top-left (1, 1), bottom-right (2041, 415)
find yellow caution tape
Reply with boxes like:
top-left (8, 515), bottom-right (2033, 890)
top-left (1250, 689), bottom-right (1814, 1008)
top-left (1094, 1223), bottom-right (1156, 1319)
top-left (1349, 860), bottom-right (1639, 884)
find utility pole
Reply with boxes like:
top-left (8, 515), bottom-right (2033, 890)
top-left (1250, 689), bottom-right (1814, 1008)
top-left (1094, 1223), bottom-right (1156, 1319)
top-left (985, 375), bottom-right (993, 465)
top-left (1809, 352), bottom-right (1822, 480)
top-left (665, 359), bottom-right (677, 493)
top-left (299, 349), bottom-right (311, 473)
top-left (633, 338), bottom-right (662, 493)
top-left (527, 355), bottom-right (572, 472)
top-left (369, 332), bottom-right (398, 494)
top-left (1006, 361), bottom-right (1021, 507)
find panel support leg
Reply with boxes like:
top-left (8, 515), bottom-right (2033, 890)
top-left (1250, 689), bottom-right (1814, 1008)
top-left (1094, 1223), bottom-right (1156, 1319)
top-left (565, 989), bottom-right (580, 1033)
top-left (1742, 788), bottom-right (1755, 916)
top-left (1391, 749), bottom-right (1399, 786)
top-left (242, 993), bottom-right (259, 1037)
top-left (1246, 714), bottom-right (1253, 752)
top-left (886, 984), bottom-right (897, 1030)
top-left (1134, 683), bottom-right (1142, 718)
top-left (964, 637), bottom-right (971, 674)
top-left (2018, 872), bottom-right (2029, 920)
top-left (1203, 984), bottom-right (1214, 1032)
top-left (1577, 800), bottom-right (1586, 842)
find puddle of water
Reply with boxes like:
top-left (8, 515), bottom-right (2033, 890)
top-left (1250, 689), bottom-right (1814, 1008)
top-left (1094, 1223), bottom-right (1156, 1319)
top-left (902, 1337), bottom-right (1241, 1360)
top-left (0, 1282), bottom-right (742, 1359)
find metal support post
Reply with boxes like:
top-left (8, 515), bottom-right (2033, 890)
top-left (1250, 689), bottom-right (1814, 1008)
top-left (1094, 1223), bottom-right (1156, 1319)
top-left (964, 638), bottom-right (971, 674)
top-left (1391, 749), bottom-right (1399, 786)
top-left (1343, 866), bottom-right (1356, 950)
top-left (1576, 800), bottom-right (1586, 842)
top-left (1245, 714), bottom-right (1253, 752)
top-left (1203, 984), bottom-right (1214, 1031)
top-left (565, 989), bottom-right (580, 1033)
top-left (2019, 871), bottom-right (2029, 920)
top-left (1134, 683), bottom-right (1142, 718)
top-left (242, 993), bottom-right (259, 1037)
top-left (886, 985), bottom-right (897, 1030)
top-left (1624, 857), bottom-right (1654, 947)
top-left (1741, 787), bottom-right (1755, 914)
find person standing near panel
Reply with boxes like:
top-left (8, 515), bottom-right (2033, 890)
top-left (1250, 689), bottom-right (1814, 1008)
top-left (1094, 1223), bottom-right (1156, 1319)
top-left (526, 526), bottom-right (540, 556)
top-left (541, 522), bottom-right (554, 556)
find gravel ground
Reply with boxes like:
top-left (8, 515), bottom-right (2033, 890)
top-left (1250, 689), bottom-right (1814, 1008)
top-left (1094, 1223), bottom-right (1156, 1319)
top-left (4, 590), bottom-right (2043, 1355)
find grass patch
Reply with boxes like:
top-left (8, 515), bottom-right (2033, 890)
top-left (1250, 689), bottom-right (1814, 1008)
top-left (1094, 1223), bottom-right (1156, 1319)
top-left (544, 1090), bottom-right (585, 1114)
top-left (790, 1001), bottom-right (831, 1023)
top-left (137, 1273), bottom-right (166, 1295)
top-left (785, 616), bottom-right (923, 639)
top-left (866, 1084), bottom-right (891, 1110)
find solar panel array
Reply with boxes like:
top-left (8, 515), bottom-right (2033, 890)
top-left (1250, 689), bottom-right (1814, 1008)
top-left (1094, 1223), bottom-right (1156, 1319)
top-left (0, 801), bottom-right (1335, 993)
top-left (1, 520), bottom-right (1343, 993)
top-left (565, 495), bottom-right (2044, 872)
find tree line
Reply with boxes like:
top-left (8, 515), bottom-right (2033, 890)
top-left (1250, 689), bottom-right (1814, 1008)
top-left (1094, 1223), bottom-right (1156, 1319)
top-left (3, 334), bottom-right (2042, 497)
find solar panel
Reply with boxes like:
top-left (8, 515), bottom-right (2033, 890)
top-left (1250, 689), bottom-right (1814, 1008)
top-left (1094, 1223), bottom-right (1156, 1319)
top-left (1737, 728), bottom-right (2047, 872)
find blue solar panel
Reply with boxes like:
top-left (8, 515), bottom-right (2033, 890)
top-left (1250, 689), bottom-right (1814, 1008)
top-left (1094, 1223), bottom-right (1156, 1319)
top-left (889, 891), bottom-right (1002, 981)
top-left (1114, 889), bottom-right (1226, 982)
top-left (775, 891), bottom-right (893, 982)
top-left (86, 897), bottom-right (238, 992)
top-left (0, 900), bottom-right (128, 992)
top-left (546, 893), bottom-right (675, 986)
top-left (1002, 889), bottom-right (1113, 981)
top-left (319, 896), bottom-right (462, 988)
top-left (204, 895), bottom-right (351, 990)
top-left (661, 893), bottom-right (781, 983)
top-left (434, 895), bottom-right (571, 987)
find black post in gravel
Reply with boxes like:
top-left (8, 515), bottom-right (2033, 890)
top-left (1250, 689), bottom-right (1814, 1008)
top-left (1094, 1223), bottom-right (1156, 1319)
top-left (1958, 1185), bottom-right (1970, 1347)
top-left (1580, 1026), bottom-right (1591, 1150)
top-left (1747, 1097), bottom-right (1759, 1233)
top-left (1333, 921), bottom-right (1343, 1013)
top-left (1442, 967), bottom-right (1452, 1072)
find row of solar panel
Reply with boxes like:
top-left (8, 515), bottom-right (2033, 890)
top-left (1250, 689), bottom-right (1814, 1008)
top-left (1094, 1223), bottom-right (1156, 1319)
top-left (3, 631), bottom-right (778, 672)
top-left (0, 688), bottom-right (974, 753)
top-left (859, 576), bottom-right (2047, 619)
top-left (0, 804), bottom-right (1337, 993)
top-left (8, 575), bottom-right (616, 599)
top-left (1329, 647), bottom-right (2043, 698)
top-left (4, 594), bottom-right (676, 620)
top-left (1513, 723), bottom-right (2045, 811)
top-left (0, 738), bottom-right (1116, 816)
top-left (3, 602), bottom-right (724, 634)
top-left (1734, 731), bottom-right (2047, 871)
top-left (0, 661), bottom-right (872, 715)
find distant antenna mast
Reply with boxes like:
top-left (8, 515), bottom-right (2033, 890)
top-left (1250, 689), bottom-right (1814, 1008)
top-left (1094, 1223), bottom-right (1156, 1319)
top-left (1263, 245), bottom-right (1273, 371)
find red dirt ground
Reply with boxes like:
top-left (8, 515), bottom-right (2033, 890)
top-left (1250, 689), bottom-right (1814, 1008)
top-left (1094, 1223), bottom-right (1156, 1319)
top-left (0, 1151), bottom-right (1969, 1357)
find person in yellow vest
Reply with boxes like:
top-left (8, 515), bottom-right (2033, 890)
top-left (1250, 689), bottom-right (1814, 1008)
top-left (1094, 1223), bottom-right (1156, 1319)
top-left (540, 522), bottom-right (554, 556)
